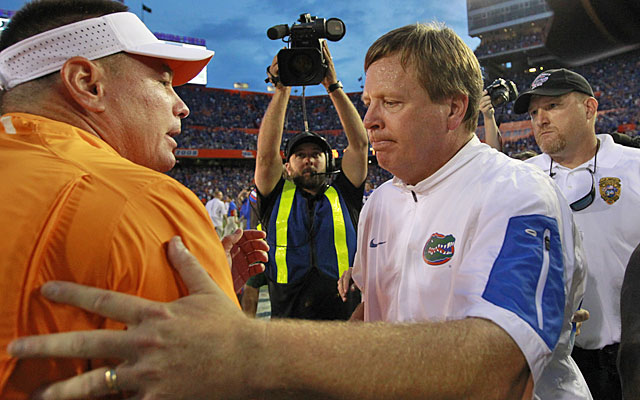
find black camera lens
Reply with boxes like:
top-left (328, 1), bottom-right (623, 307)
top-left (486, 78), bottom-right (518, 107)
top-left (491, 90), bottom-right (510, 107)
top-left (290, 54), bottom-right (315, 77)
top-left (277, 48), bottom-right (326, 86)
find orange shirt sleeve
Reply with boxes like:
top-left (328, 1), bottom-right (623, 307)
top-left (106, 177), bottom-right (238, 305)
top-left (2, 175), bottom-right (236, 398)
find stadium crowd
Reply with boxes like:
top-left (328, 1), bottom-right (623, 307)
top-left (167, 162), bottom-right (392, 205)
top-left (168, 163), bottom-right (255, 202)
top-left (474, 33), bottom-right (544, 57)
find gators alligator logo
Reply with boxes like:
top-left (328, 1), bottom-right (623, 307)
top-left (599, 177), bottom-right (621, 205)
top-left (423, 233), bottom-right (456, 266)
top-left (531, 72), bottom-right (550, 89)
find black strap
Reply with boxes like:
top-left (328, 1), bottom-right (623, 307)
top-left (265, 66), bottom-right (280, 85)
top-left (327, 81), bottom-right (343, 93)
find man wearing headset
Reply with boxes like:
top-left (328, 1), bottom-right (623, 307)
top-left (255, 41), bottom-right (368, 320)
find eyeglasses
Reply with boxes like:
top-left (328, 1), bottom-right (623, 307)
top-left (549, 139), bottom-right (599, 212)
top-left (568, 169), bottom-right (596, 211)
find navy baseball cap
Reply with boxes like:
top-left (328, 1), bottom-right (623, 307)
top-left (285, 131), bottom-right (332, 161)
top-left (513, 68), bottom-right (595, 114)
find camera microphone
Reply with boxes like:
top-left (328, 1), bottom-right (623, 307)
top-left (267, 24), bottom-right (290, 40)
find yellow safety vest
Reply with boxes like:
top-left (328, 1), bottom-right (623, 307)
top-left (273, 180), bottom-right (351, 284)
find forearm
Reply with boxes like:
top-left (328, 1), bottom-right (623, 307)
top-left (478, 94), bottom-right (501, 152)
top-left (249, 317), bottom-right (530, 399)
top-left (483, 114), bottom-right (502, 151)
top-left (348, 301), bottom-right (364, 321)
top-left (257, 87), bottom-right (291, 160)
top-left (329, 89), bottom-right (368, 184)
top-left (255, 87), bottom-right (290, 193)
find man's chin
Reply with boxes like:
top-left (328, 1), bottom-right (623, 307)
top-left (153, 155), bottom-right (176, 173)
top-left (293, 174), bottom-right (327, 191)
top-left (539, 138), bottom-right (566, 156)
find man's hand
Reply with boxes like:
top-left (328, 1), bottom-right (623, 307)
top-left (267, 54), bottom-right (288, 92)
top-left (7, 237), bottom-right (259, 400)
top-left (479, 89), bottom-right (503, 151)
top-left (337, 267), bottom-right (356, 302)
top-left (572, 308), bottom-right (590, 336)
top-left (479, 90), bottom-right (495, 119)
top-left (221, 228), bottom-right (268, 293)
top-left (321, 40), bottom-right (338, 91)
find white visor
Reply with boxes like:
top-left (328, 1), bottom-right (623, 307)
top-left (0, 12), bottom-right (214, 89)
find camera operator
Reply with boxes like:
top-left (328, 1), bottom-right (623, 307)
top-left (255, 40), bottom-right (368, 320)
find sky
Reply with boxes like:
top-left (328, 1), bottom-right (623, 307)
top-left (3, 0), bottom-right (480, 96)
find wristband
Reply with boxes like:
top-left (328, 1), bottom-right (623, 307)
top-left (327, 81), bottom-right (343, 93)
top-left (265, 66), bottom-right (280, 86)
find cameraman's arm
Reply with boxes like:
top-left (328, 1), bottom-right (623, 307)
top-left (255, 55), bottom-right (291, 197)
top-left (480, 90), bottom-right (502, 152)
top-left (322, 41), bottom-right (368, 187)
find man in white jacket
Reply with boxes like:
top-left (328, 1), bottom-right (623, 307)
top-left (514, 68), bottom-right (640, 399)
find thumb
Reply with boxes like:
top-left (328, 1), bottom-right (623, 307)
top-left (221, 228), bottom-right (243, 253)
top-left (167, 236), bottom-right (217, 294)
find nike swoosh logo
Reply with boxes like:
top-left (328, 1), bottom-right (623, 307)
top-left (369, 239), bottom-right (387, 248)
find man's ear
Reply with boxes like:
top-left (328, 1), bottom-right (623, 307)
top-left (59, 57), bottom-right (106, 113)
top-left (446, 93), bottom-right (468, 131)
top-left (584, 96), bottom-right (599, 121)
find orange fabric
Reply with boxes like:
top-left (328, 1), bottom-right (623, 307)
top-left (0, 113), bottom-right (238, 398)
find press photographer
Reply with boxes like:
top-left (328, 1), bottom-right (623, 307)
top-left (480, 78), bottom-right (518, 151)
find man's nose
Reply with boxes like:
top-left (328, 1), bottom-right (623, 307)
top-left (363, 104), bottom-right (383, 131)
top-left (532, 109), bottom-right (548, 126)
top-left (174, 91), bottom-right (190, 119)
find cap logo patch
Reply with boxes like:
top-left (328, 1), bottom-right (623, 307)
top-left (423, 233), bottom-right (455, 266)
top-left (599, 177), bottom-right (621, 205)
top-left (531, 72), bottom-right (550, 89)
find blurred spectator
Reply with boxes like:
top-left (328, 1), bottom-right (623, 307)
top-left (362, 182), bottom-right (374, 204)
top-left (205, 190), bottom-right (225, 236)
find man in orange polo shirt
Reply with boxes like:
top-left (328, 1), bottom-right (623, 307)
top-left (0, 0), bottom-right (266, 397)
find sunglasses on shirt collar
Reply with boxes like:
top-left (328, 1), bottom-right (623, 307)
top-left (549, 139), bottom-right (599, 212)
